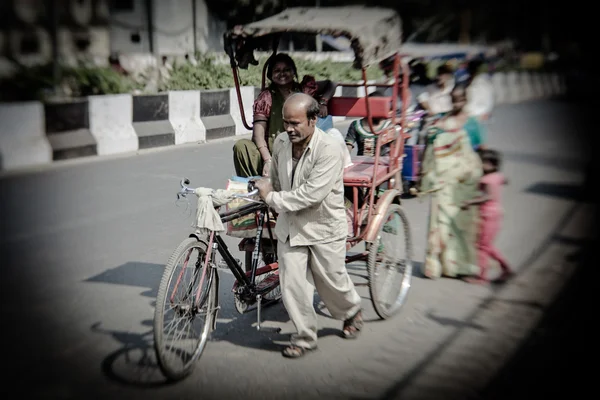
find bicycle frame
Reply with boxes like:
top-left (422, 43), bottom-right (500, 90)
top-left (215, 201), bottom-right (277, 291)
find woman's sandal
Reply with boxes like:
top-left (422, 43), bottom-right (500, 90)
top-left (281, 345), bottom-right (314, 359)
top-left (342, 310), bottom-right (364, 339)
top-left (492, 270), bottom-right (515, 284)
top-left (463, 276), bottom-right (489, 285)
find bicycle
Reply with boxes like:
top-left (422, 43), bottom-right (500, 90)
top-left (153, 179), bottom-right (281, 381)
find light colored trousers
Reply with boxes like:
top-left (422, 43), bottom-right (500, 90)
top-left (278, 237), bottom-right (362, 349)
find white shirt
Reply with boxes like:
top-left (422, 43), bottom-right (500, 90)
top-left (465, 74), bottom-right (495, 118)
top-left (325, 128), bottom-right (353, 168)
top-left (417, 78), bottom-right (455, 114)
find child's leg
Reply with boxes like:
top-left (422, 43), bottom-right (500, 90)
top-left (481, 210), bottom-right (514, 277)
top-left (476, 212), bottom-right (497, 280)
top-left (487, 244), bottom-right (511, 272)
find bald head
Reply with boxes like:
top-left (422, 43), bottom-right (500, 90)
top-left (282, 93), bottom-right (320, 145)
top-left (283, 93), bottom-right (320, 121)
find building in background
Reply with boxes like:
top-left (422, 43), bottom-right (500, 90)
top-left (1, 0), bottom-right (110, 70)
top-left (0, 0), bottom-right (226, 75)
top-left (109, 0), bottom-right (225, 56)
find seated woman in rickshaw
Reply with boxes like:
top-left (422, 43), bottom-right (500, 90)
top-left (232, 53), bottom-right (337, 178)
top-left (344, 90), bottom-right (394, 158)
top-left (343, 90), bottom-right (394, 210)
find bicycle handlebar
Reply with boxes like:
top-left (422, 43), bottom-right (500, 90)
top-left (177, 178), bottom-right (259, 200)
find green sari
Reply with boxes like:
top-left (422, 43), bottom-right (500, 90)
top-left (232, 83), bottom-right (292, 177)
top-left (419, 115), bottom-right (483, 278)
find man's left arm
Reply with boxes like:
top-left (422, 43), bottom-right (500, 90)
top-left (266, 146), bottom-right (342, 213)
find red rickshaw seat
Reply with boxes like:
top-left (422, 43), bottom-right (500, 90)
top-left (350, 155), bottom-right (390, 166)
top-left (328, 96), bottom-right (392, 118)
top-left (344, 162), bottom-right (389, 185)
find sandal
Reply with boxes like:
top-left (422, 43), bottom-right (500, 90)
top-left (342, 310), bottom-right (364, 339)
top-left (282, 345), bottom-right (314, 358)
top-left (492, 270), bottom-right (515, 284)
top-left (463, 276), bottom-right (489, 285)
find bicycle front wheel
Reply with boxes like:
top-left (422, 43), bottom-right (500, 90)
top-left (367, 204), bottom-right (413, 319)
top-left (153, 237), bottom-right (216, 381)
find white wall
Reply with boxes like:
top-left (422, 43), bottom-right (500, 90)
top-left (195, 0), bottom-right (226, 54)
top-left (153, 0), bottom-right (195, 55)
top-left (109, 0), bottom-right (226, 56)
top-left (109, 0), bottom-right (152, 53)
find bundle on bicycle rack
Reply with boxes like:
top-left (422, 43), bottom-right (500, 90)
top-left (225, 176), bottom-right (277, 239)
top-left (193, 187), bottom-right (238, 235)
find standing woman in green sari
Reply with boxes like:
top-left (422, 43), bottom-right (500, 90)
top-left (418, 84), bottom-right (483, 279)
top-left (233, 53), bottom-right (337, 177)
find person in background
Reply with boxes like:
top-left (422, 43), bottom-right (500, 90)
top-left (378, 56), bottom-right (418, 114)
top-left (461, 149), bottom-right (514, 284)
top-left (344, 90), bottom-right (394, 158)
top-left (452, 83), bottom-right (487, 151)
top-left (407, 59), bottom-right (431, 103)
top-left (464, 58), bottom-right (495, 123)
top-left (417, 83), bottom-right (482, 280)
top-left (233, 53), bottom-right (337, 178)
top-left (417, 64), bottom-right (456, 116)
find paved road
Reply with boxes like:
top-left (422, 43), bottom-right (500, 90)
top-left (0, 100), bottom-right (594, 400)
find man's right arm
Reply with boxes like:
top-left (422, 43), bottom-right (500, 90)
top-left (266, 145), bottom-right (342, 214)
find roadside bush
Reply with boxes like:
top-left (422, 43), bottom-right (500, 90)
top-left (0, 62), bottom-right (139, 102)
top-left (162, 53), bottom-right (384, 91)
top-left (0, 54), bottom-right (384, 102)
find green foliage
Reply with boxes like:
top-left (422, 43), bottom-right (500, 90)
top-left (0, 62), bottom-right (139, 102)
top-left (0, 64), bottom-right (55, 102)
top-left (0, 54), bottom-right (384, 102)
top-left (159, 54), bottom-right (236, 91)
top-left (65, 64), bottom-right (139, 96)
top-left (163, 53), bottom-right (383, 91)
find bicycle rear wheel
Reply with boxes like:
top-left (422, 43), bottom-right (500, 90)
top-left (153, 237), bottom-right (216, 381)
top-left (367, 204), bottom-right (413, 319)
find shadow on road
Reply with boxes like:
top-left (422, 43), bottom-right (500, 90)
top-left (524, 181), bottom-right (584, 201)
top-left (502, 151), bottom-right (583, 173)
top-left (86, 243), bottom-right (427, 380)
top-left (85, 261), bottom-right (164, 301)
top-left (91, 320), bottom-right (171, 388)
top-left (376, 199), bottom-right (587, 400)
top-left (478, 235), bottom-right (595, 399)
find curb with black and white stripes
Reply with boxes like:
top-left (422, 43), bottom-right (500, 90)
top-left (0, 71), bottom-right (565, 172)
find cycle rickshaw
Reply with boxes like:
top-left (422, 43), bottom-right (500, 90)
top-left (153, 6), bottom-right (414, 381)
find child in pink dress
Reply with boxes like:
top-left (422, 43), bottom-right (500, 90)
top-left (461, 149), bottom-right (515, 284)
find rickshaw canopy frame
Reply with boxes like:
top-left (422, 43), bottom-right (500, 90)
top-left (223, 6), bottom-right (403, 70)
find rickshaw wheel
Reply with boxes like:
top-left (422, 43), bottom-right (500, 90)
top-left (367, 204), bottom-right (413, 320)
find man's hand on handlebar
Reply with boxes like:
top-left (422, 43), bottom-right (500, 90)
top-left (251, 178), bottom-right (273, 200)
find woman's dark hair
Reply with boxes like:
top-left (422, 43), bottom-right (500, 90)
top-left (467, 58), bottom-right (484, 76)
top-left (437, 64), bottom-right (454, 76)
top-left (479, 148), bottom-right (502, 170)
top-left (266, 53), bottom-right (298, 81)
top-left (451, 82), bottom-right (469, 95)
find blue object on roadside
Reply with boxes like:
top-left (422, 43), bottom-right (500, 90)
top-left (402, 144), bottom-right (425, 182)
top-left (231, 176), bottom-right (262, 183)
top-left (316, 115), bottom-right (333, 131)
